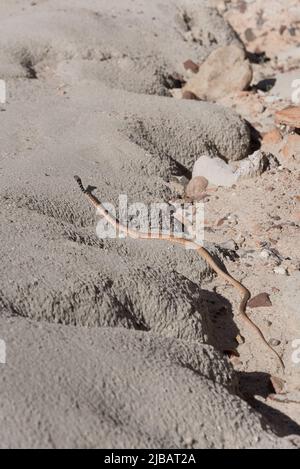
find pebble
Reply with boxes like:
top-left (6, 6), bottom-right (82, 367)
top-left (182, 90), bottom-right (199, 100)
top-left (265, 320), bottom-right (272, 327)
top-left (260, 249), bottom-right (270, 259)
top-left (183, 59), bottom-right (199, 74)
top-left (236, 334), bottom-right (245, 345)
top-left (274, 266), bottom-right (288, 275)
top-left (269, 338), bottom-right (281, 347)
top-left (219, 239), bottom-right (238, 251)
top-left (248, 292), bottom-right (272, 308)
top-left (185, 176), bottom-right (208, 201)
top-left (216, 217), bottom-right (227, 226)
top-left (270, 376), bottom-right (285, 394)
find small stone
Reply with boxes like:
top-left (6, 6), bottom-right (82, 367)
top-left (216, 217), bottom-right (227, 227)
top-left (236, 334), bottom-right (245, 345)
top-left (245, 28), bottom-right (256, 42)
top-left (270, 376), bottom-right (286, 394)
top-left (260, 249), bottom-right (270, 259)
top-left (219, 239), bottom-right (238, 251)
top-left (182, 90), bottom-right (199, 100)
top-left (269, 338), bottom-right (281, 347)
top-left (175, 175), bottom-right (189, 187)
top-left (170, 88), bottom-right (183, 99)
top-left (182, 45), bottom-right (253, 101)
top-left (274, 266), bottom-right (288, 275)
top-left (248, 292), bottom-right (272, 308)
top-left (185, 176), bottom-right (208, 201)
top-left (262, 128), bottom-right (282, 145)
top-left (183, 60), bottom-right (199, 74)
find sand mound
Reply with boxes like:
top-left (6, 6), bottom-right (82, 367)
top-left (0, 317), bottom-right (295, 449)
top-left (0, 0), bottom-right (241, 95)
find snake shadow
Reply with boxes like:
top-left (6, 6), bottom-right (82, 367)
top-left (237, 371), bottom-right (300, 437)
top-left (200, 289), bottom-right (240, 354)
top-left (199, 289), bottom-right (300, 438)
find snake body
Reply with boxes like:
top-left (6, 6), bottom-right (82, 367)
top-left (74, 175), bottom-right (285, 371)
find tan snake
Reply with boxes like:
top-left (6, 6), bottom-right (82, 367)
top-left (74, 175), bottom-right (285, 371)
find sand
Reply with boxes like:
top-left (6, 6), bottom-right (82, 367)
top-left (0, 0), bottom-right (299, 449)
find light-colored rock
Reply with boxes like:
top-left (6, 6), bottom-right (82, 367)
top-left (274, 266), bottom-right (288, 275)
top-left (248, 292), bottom-right (272, 308)
top-left (183, 45), bottom-right (253, 101)
top-left (192, 155), bottom-right (238, 187)
top-left (235, 151), bottom-right (279, 180)
top-left (260, 249), bottom-right (271, 259)
top-left (219, 239), bottom-right (238, 251)
top-left (269, 338), bottom-right (281, 347)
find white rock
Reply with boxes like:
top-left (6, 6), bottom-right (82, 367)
top-left (260, 249), bottom-right (270, 259)
top-left (274, 266), bottom-right (288, 275)
top-left (192, 155), bottom-right (238, 187)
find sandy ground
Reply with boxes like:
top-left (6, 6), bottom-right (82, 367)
top-left (0, 0), bottom-right (299, 448)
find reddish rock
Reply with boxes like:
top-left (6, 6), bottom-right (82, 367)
top-left (236, 334), bottom-right (245, 345)
top-left (182, 90), bottom-right (199, 100)
top-left (282, 133), bottom-right (300, 160)
top-left (185, 176), bottom-right (208, 201)
top-left (183, 59), bottom-right (199, 73)
top-left (262, 128), bottom-right (282, 145)
top-left (216, 217), bottom-right (227, 227)
top-left (248, 292), bottom-right (272, 308)
top-left (275, 106), bottom-right (300, 128)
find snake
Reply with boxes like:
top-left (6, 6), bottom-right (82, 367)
top-left (74, 175), bottom-right (285, 371)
